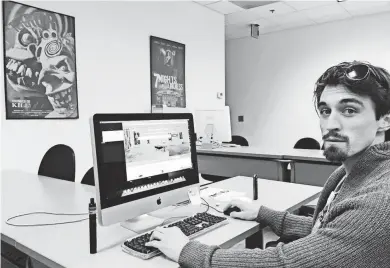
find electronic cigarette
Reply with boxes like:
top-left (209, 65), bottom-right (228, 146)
top-left (89, 198), bottom-right (97, 254)
top-left (253, 174), bottom-right (258, 200)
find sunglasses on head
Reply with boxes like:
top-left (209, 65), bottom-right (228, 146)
top-left (344, 63), bottom-right (372, 81)
top-left (318, 62), bottom-right (383, 87)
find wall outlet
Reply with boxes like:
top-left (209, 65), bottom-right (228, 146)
top-left (217, 92), bottom-right (224, 99)
top-left (238, 115), bottom-right (244, 122)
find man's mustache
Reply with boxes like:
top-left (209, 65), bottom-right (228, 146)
top-left (322, 131), bottom-right (348, 141)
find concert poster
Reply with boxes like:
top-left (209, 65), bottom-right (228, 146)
top-left (150, 36), bottom-right (186, 108)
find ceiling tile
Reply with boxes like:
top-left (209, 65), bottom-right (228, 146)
top-left (283, 1), bottom-right (334, 11)
top-left (230, 1), bottom-right (279, 10)
top-left (225, 9), bottom-right (261, 25)
top-left (302, 3), bottom-right (352, 24)
top-left (340, 1), bottom-right (390, 16)
top-left (245, 2), bottom-right (296, 18)
top-left (206, 1), bottom-right (244, 14)
top-left (268, 11), bottom-right (315, 28)
top-left (193, 1), bottom-right (221, 5)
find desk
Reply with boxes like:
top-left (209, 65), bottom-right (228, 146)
top-left (197, 147), bottom-right (340, 186)
top-left (197, 146), bottom-right (286, 181)
top-left (1, 170), bottom-right (321, 268)
top-left (283, 149), bottom-right (340, 187)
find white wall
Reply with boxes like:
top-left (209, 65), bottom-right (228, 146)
top-left (226, 12), bottom-right (390, 150)
top-left (0, 1), bottom-right (225, 180)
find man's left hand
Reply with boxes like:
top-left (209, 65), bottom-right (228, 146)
top-left (145, 226), bottom-right (190, 262)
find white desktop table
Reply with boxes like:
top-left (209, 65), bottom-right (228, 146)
top-left (1, 170), bottom-right (321, 268)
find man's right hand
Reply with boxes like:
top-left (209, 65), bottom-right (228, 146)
top-left (222, 199), bottom-right (262, 221)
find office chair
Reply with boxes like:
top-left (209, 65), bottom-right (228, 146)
top-left (81, 167), bottom-right (95, 186)
top-left (38, 144), bottom-right (76, 182)
top-left (293, 137), bottom-right (320, 150)
top-left (230, 135), bottom-right (249, 146)
top-left (385, 129), bottom-right (390, 142)
top-left (265, 138), bottom-right (321, 248)
top-left (293, 138), bottom-right (320, 217)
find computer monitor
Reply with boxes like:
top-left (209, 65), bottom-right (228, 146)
top-left (90, 113), bottom-right (199, 231)
top-left (194, 106), bottom-right (232, 143)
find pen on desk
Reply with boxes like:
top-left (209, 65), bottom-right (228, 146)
top-left (253, 174), bottom-right (258, 200)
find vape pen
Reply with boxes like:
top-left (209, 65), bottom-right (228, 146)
top-left (89, 198), bottom-right (97, 254)
top-left (253, 174), bottom-right (258, 200)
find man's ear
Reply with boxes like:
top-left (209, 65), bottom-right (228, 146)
top-left (378, 113), bottom-right (390, 132)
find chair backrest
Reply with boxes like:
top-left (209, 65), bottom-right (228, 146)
top-left (81, 167), bottom-right (95, 186)
top-left (38, 144), bottom-right (76, 182)
top-left (386, 130), bottom-right (390, 142)
top-left (230, 135), bottom-right (249, 146)
top-left (294, 137), bottom-right (320, 150)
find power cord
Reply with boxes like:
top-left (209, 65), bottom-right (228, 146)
top-left (201, 197), bottom-right (223, 213)
top-left (6, 212), bottom-right (89, 227)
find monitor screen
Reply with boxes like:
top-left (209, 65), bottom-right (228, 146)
top-left (91, 114), bottom-right (198, 210)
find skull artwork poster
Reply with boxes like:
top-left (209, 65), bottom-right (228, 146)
top-left (3, 1), bottom-right (78, 119)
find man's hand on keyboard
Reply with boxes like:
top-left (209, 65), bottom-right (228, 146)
top-left (145, 226), bottom-right (190, 262)
top-left (223, 199), bottom-right (262, 221)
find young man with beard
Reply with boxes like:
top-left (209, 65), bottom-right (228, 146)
top-left (145, 61), bottom-right (390, 267)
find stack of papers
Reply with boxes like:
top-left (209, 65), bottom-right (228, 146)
top-left (200, 187), bottom-right (247, 202)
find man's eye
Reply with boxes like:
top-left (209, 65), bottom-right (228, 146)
top-left (319, 108), bottom-right (330, 115)
top-left (343, 108), bottom-right (357, 115)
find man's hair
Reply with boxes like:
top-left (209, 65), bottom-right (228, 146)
top-left (313, 61), bottom-right (390, 120)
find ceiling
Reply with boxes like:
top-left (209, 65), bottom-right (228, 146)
top-left (193, 1), bottom-right (390, 40)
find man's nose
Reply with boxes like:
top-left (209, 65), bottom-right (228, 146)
top-left (323, 112), bottom-right (341, 131)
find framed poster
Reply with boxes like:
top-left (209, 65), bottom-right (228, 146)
top-left (150, 36), bottom-right (186, 108)
top-left (2, 1), bottom-right (79, 119)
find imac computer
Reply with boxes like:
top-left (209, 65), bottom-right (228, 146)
top-left (194, 106), bottom-right (232, 143)
top-left (90, 113), bottom-right (199, 232)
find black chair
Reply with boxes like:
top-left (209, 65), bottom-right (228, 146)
top-left (81, 167), bottom-right (95, 186)
top-left (230, 135), bottom-right (249, 146)
top-left (38, 144), bottom-right (75, 182)
top-left (385, 129), bottom-right (390, 142)
top-left (294, 137), bottom-right (320, 150)
top-left (265, 237), bottom-right (295, 248)
top-left (265, 138), bottom-right (320, 248)
top-left (293, 138), bottom-right (320, 218)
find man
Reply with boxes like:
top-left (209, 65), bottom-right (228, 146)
top-left (145, 61), bottom-right (390, 267)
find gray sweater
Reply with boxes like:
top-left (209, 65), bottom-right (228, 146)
top-left (179, 142), bottom-right (390, 268)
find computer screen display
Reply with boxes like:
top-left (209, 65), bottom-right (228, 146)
top-left (194, 107), bottom-right (232, 143)
top-left (91, 114), bottom-right (198, 210)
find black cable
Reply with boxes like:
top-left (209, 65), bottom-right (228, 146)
top-left (6, 212), bottom-right (89, 227)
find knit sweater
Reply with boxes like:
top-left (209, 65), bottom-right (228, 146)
top-left (179, 142), bottom-right (390, 268)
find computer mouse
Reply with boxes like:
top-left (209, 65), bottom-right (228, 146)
top-left (223, 206), bottom-right (241, 216)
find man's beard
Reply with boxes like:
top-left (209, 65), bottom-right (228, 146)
top-left (323, 145), bottom-right (348, 163)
